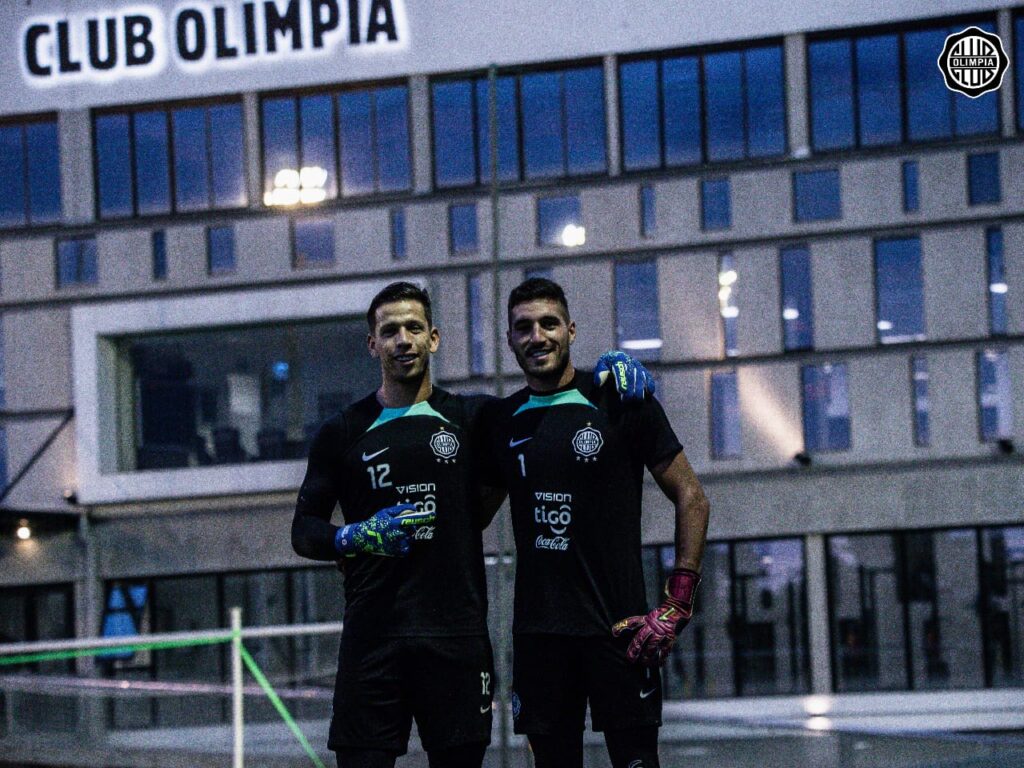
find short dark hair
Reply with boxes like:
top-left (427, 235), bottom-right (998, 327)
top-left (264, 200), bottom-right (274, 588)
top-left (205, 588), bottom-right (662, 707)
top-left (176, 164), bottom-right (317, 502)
top-left (367, 281), bottom-right (432, 331)
top-left (507, 277), bottom-right (570, 325)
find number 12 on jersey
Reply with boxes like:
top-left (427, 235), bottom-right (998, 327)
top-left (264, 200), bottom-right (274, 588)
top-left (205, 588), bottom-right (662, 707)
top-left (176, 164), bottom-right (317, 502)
top-left (367, 463), bottom-right (392, 489)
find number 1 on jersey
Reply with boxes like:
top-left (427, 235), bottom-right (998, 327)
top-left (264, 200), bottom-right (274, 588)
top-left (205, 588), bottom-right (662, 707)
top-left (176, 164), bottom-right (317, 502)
top-left (517, 453), bottom-right (526, 477)
top-left (367, 463), bottom-right (392, 489)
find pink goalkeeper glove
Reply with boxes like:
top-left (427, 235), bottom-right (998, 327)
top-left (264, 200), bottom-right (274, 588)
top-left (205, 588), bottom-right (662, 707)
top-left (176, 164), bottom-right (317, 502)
top-left (612, 568), bottom-right (700, 666)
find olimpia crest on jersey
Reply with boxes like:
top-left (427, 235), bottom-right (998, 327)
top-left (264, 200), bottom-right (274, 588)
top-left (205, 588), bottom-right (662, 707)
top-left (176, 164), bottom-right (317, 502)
top-left (430, 427), bottom-right (459, 462)
top-left (572, 424), bottom-right (603, 462)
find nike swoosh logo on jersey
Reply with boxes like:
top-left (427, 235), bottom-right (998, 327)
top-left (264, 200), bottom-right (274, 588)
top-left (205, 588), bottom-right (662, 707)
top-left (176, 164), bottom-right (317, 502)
top-left (361, 447), bottom-right (389, 462)
top-left (639, 688), bottom-right (656, 699)
top-left (509, 437), bottom-right (532, 448)
top-left (480, 704), bottom-right (491, 714)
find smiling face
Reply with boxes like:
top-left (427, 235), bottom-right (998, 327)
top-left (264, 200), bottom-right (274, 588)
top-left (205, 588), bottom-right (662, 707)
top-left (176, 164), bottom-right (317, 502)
top-left (507, 297), bottom-right (576, 388)
top-left (368, 299), bottom-right (440, 385)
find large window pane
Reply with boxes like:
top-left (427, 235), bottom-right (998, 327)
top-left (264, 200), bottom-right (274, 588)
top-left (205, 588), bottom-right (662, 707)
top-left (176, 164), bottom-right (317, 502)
top-left (802, 363), bottom-right (850, 451)
top-left (828, 534), bottom-right (908, 691)
top-left (338, 90), bottom-right (374, 196)
top-left (711, 370), bottom-right (741, 459)
top-left (433, 80), bottom-right (476, 187)
top-left (262, 97), bottom-right (299, 197)
top-left (856, 34), bottom-right (902, 146)
top-left (449, 203), bottom-right (478, 255)
top-left (56, 236), bottom-right (98, 287)
top-left (745, 46), bottom-right (786, 157)
top-left (564, 67), bottom-right (607, 175)
top-left (905, 28), bottom-right (952, 141)
top-left (874, 236), bottom-right (926, 344)
top-left (521, 72), bottom-right (564, 179)
top-left (620, 60), bottom-right (661, 171)
top-left (982, 526), bottom-right (1024, 688)
top-left (536, 194), bottom-right (582, 248)
top-left (24, 120), bottom-right (61, 223)
top-left (968, 151), bottom-right (1001, 206)
top-left (0, 126), bottom-right (27, 227)
top-left (209, 103), bottom-right (247, 208)
top-left (902, 160), bottom-right (920, 213)
top-left (206, 225), bottom-right (235, 275)
top-left (119, 319), bottom-right (377, 471)
top-left (299, 95), bottom-right (337, 200)
top-left (704, 51), bottom-right (744, 161)
top-left (808, 39), bottom-right (855, 151)
top-left (701, 178), bottom-right (731, 231)
top-left (780, 245), bottom-right (814, 351)
top-left (133, 111), bottom-right (171, 216)
top-left (662, 56), bottom-right (702, 166)
top-left (293, 218), bottom-right (334, 268)
top-left (978, 349), bottom-right (1013, 442)
top-left (172, 107), bottom-right (210, 212)
top-left (95, 113), bottom-right (133, 218)
top-left (375, 86), bottom-right (411, 192)
top-left (615, 260), bottom-right (661, 362)
top-left (733, 539), bottom-right (810, 696)
top-left (475, 76), bottom-right (520, 183)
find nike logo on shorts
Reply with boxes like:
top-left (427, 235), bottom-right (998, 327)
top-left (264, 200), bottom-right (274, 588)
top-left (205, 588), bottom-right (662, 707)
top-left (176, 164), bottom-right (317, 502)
top-left (509, 437), bottom-right (532, 448)
top-left (639, 688), bottom-right (656, 699)
top-left (362, 447), bottom-right (389, 461)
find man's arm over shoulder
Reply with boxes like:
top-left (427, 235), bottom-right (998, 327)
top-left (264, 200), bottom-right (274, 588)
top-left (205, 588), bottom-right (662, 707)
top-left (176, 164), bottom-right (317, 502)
top-left (291, 417), bottom-right (346, 561)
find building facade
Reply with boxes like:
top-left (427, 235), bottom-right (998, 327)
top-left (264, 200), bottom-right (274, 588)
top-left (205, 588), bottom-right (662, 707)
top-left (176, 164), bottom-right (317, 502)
top-left (0, 0), bottom-right (1022, 751)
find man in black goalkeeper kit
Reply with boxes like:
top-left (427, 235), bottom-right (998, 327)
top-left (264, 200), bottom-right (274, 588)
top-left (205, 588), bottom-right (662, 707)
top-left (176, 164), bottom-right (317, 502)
top-left (476, 278), bottom-right (710, 768)
top-left (291, 281), bottom-right (655, 768)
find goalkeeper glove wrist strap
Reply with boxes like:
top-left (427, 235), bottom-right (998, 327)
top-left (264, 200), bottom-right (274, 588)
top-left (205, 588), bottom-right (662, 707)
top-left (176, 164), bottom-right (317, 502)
top-left (664, 567), bottom-right (700, 615)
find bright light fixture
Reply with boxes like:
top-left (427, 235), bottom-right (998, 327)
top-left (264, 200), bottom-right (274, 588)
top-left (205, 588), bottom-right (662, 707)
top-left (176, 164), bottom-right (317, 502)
top-left (264, 166), bottom-right (329, 207)
top-left (620, 338), bottom-right (664, 351)
top-left (718, 269), bottom-right (738, 287)
top-left (876, 320), bottom-right (893, 331)
top-left (720, 306), bottom-right (739, 319)
top-left (16, 521), bottom-right (31, 541)
top-left (990, 282), bottom-right (1008, 295)
top-left (560, 224), bottom-right (586, 247)
top-left (782, 308), bottom-right (799, 321)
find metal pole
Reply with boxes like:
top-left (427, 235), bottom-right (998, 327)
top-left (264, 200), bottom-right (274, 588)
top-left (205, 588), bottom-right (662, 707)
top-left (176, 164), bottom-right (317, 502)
top-left (488, 62), bottom-right (514, 768)
top-left (231, 606), bottom-right (244, 768)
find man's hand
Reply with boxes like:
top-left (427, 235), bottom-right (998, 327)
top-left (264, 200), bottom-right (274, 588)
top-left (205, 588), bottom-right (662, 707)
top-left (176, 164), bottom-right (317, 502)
top-left (334, 504), bottom-right (436, 557)
top-left (612, 568), bottom-right (700, 666)
top-left (594, 351), bottom-right (656, 401)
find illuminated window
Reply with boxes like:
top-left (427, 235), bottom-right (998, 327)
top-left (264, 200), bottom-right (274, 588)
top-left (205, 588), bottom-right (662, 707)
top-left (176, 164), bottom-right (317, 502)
top-left (292, 219), bottom-right (334, 268)
top-left (262, 85), bottom-right (410, 203)
top-left (56, 236), bottom-right (98, 288)
top-left (615, 260), bottom-right (661, 362)
top-left (95, 102), bottom-right (245, 219)
top-left (449, 203), bottom-right (478, 255)
top-left (802, 363), bottom-right (850, 452)
top-left (619, 42), bottom-right (785, 170)
top-left (780, 245), bottom-right (814, 351)
top-left (987, 228), bottom-right (1008, 335)
top-left (537, 195), bottom-right (583, 248)
top-left (874, 236), bottom-right (925, 344)
top-left (206, 226), bottom-right (235, 276)
top-left (718, 254), bottom-right (739, 357)
top-left (0, 116), bottom-right (61, 228)
top-left (911, 356), bottom-right (930, 447)
top-left (978, 349), bottom-right (1013, 442)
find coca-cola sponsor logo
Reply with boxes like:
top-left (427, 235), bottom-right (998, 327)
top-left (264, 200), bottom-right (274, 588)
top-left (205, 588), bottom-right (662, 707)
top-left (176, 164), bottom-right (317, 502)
top-left (414, 525), bottom-right (435, 540)
top-left (535, 535), bottom-right (570, 551)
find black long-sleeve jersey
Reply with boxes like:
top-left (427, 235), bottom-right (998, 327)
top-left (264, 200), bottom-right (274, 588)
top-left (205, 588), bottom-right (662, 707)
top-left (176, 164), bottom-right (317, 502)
top-left (476, 370), bottom-right (682, 636)
top-left (292, 388), bottom-right (491, 639)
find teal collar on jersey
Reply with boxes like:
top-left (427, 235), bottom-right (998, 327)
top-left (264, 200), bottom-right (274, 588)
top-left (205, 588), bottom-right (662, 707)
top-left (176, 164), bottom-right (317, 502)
top-left (513, 389), bottom-right (596, 416)
top-left (367, 399), bottom-right (451, 432)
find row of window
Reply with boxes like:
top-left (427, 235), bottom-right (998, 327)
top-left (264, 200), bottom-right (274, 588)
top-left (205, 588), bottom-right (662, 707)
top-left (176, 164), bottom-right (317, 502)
top-left (5, 524), bottom-right (1020, 704)
top-left (709, 349), bottom-right (1013, 459)
top-left (2, 11), bottom-right (1020, 227)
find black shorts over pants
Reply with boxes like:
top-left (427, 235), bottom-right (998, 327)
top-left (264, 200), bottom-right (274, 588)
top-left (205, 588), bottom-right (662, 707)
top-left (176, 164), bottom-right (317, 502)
top-left (329, 634), bottom-right (494, 755)
top-left (511, 633), bottom-right (662, 735)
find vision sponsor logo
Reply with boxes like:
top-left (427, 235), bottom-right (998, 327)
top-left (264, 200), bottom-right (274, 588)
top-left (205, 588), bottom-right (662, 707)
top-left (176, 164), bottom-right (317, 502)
top-left (396, 483), bottom-right (436, 494)
top-left (938, 27), bottom-right (1008, 98)
top-left (535, 535), bottom-right (570, 551)
top-left (534, 491), bottom-right (572, 503)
